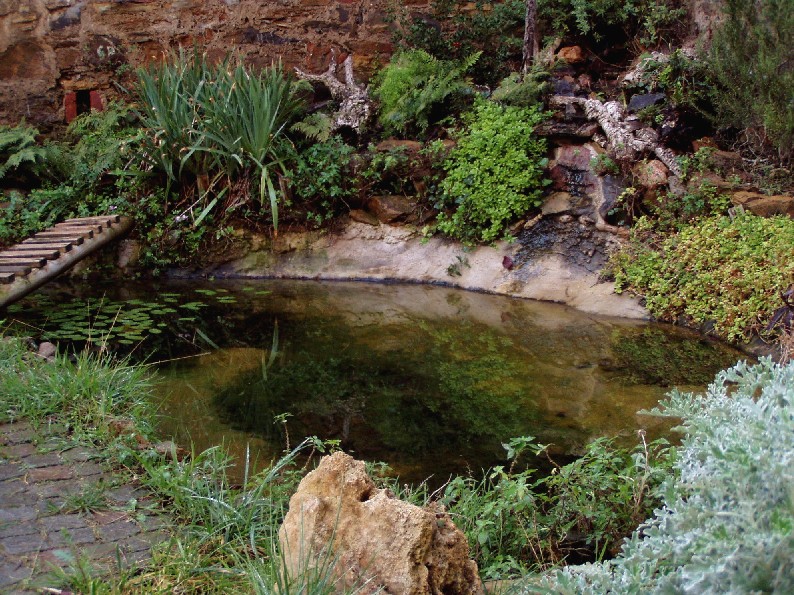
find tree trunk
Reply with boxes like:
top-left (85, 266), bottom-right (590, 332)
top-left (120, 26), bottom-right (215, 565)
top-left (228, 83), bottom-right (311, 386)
top-left (522, 0), bottom-right (539, 77)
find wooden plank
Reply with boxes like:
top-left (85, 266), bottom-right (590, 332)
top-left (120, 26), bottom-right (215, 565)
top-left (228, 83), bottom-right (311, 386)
top-left (0, 272), bottom-right (15, 284)
top-left (0, 265), bottom-right (32, 275)
top-left (66, 214), bottom-right (121, 224)
top-left (0, 256), bottom-right (46, 267)
top-left (34, 230), bottom-right (93, 241)
top-left (24, 236), bottom-right (85, 246)
top-left (19, 241), bottom-right (73, 253)
top-left (52, 223), bottom-right (104, 234)
top-left (0, 249), bottom-right (61, 260)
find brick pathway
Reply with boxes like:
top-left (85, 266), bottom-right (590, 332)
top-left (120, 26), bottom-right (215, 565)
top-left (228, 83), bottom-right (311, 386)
top-left (0, 421), bottom-right (171, 593)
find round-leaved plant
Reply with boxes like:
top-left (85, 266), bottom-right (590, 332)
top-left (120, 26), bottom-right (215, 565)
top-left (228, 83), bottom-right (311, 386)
top-left (435, 99), bottom-right (549, 244)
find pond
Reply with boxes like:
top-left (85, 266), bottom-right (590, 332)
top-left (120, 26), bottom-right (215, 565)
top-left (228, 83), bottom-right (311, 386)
top-left (7, 279), bottom-right (746, 484)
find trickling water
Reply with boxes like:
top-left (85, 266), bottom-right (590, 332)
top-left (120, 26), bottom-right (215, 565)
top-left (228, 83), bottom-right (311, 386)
top-left (10, 279), bottom-right (746, 484)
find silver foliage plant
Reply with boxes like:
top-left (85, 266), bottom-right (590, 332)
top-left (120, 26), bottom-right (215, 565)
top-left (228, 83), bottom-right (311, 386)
top-left (548, 358), bottom-right (794, 593)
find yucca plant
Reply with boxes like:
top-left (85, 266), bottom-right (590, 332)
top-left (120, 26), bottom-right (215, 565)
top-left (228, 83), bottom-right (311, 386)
top-left (200, 61), bottom-right (306, 229)
top-left (135, 49), bottom-right (305, 231)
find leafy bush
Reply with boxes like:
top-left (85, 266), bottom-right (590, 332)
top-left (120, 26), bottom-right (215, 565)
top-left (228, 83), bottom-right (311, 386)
top-left (611, 213), bottom-right (794, 341)
top-left (490, 68), bottom-right (551, 108)
top-left (388, 0), bottom-right (525, 86)
top-left (289, 136), bottom-right (357, 226)
top-left (390, 0), bottom-right (683, 85)
top-left (539, 0), bottom-right (685, 47)
top-left (371, 49), bottom-right (479, 138)
top-left (135, 49), bottom-right (305, 231)
top-left (0, 106), bottom-right (142, 245)
top-left (434, 99), bottom-right (549, 243)
top-left (708, 0), bottom-right (794, 161)
top-left (628, 50), bottom-right (716, 113)
top-left (442, 434), bottom-right (672, 578)
top-left (552, 358), bottom-right (794, 593)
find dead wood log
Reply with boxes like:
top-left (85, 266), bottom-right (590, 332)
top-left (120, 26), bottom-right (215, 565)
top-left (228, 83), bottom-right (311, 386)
top-left (550, 95), bottom-right (682, 176)
top-left (295, 50), bottom-right (372, 134)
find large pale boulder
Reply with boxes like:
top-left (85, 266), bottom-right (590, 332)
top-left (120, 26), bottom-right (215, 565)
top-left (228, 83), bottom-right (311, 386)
top-left (278, 452), bottom-right (483, 595)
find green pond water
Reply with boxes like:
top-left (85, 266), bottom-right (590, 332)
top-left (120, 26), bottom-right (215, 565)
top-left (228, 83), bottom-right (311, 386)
top-left (8, 279), bottom-right (746, 484)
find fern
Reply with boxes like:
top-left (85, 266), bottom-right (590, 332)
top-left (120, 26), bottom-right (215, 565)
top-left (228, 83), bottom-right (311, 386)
top-left (0, 123), bottom-right (62, 182)
top-left (372, 50), bottom-right (480, 137)
top-left (291, 112), bottom-right (333, 143)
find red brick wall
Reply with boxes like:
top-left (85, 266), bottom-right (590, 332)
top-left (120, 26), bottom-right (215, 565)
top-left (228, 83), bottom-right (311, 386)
top-left (0, 0), bottom-right (433, 128)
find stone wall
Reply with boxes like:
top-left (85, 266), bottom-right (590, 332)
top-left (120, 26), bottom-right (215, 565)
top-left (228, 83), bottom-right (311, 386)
top-left (0, 0), bottom-right (422, 128)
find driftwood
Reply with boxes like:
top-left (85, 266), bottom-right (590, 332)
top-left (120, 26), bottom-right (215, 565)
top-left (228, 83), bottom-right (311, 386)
top-left (295, 50), bottom-right (371, 134)
top-left (550, 95), bottom-right (682, 176)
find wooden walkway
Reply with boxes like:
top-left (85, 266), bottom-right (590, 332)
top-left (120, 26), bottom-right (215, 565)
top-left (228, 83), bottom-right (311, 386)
top-left (0, 215), bottom-right (133, 309)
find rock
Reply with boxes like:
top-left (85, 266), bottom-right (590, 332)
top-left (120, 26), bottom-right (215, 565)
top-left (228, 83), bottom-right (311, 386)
top-left (212, 220), bottom-right (649, 319)
top-left (709, 150), bottom-right (744, 176)
top-left (153, 441), bottom-right (189, 461)
top-left (279, 452), bottom-right (483, 595)
top-left (692, 137), bottom-right (717, 152)
top-left (348, 209), bottom-right (380, 226)
top-left (626, 92), bottom-right (666, 113)
top-left (366, 194), bottom-right (415, 223)
top-left (375, 139), bottom-right (422, 153)
top-left (547, 143), bottom-right (627, 229)
top-left (37, 341), bottom-right (56, 361)
top-left (687, 171), bottom-right (736, 191)
top-left (731, 191), bottom-right (794, 218)
top-left (541, 192), bottom-right (575, 215)
top-left (116, 239), bottom-right (141, 271)
top-left (556, 46), bottom-right (585, 64)
top-left (632, 159), bottom-right (669, 188)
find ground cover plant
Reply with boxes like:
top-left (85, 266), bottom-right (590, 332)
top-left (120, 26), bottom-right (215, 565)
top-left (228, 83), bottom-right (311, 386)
top-left (609, 212), bottom-right (794, 342)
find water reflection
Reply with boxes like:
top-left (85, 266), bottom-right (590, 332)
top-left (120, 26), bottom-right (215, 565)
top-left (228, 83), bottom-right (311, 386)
top-left (145, 280), bottom-right (744, 483)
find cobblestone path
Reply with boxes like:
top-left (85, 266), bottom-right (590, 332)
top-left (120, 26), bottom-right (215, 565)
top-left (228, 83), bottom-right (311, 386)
top-left (0, 421), bottom-right (170, 593)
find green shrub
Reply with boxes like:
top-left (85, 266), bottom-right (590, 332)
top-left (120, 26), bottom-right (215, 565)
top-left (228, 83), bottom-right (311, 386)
top-left (539, 0), bottom-right (685, 47)
top-left (371, 49), bottom-right (479, 138)
top-left (611, 213), bottom-right (794, 341)
top-left (390, 0), bottom-right (684, 85)
top-left (388, 0), bottom-right (525, 86)
top-left (0, 106), bottom-right (142, 245)
top-left (552, 358), bottom-right (794, 593)
top-left (442, 434), bottom-right (672, 579)
top-left (289, 136), bottom-right (357, 226)
top-left (709, 0), bottom-right (794, 160)
top-left (490, 69), bottom-right (551, 108)
top-left (434, 99), bottom-right (549, 244)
